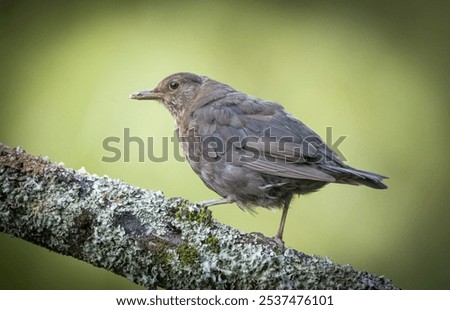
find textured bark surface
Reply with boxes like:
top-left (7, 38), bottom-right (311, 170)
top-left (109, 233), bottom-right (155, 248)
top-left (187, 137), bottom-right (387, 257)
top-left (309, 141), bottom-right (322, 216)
top-left (0, 143), bottom-right (398, 289)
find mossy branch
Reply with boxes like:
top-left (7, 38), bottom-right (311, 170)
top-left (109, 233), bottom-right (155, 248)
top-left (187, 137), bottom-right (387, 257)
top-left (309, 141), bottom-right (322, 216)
top-left (0, 143), bottom-right (398, 289)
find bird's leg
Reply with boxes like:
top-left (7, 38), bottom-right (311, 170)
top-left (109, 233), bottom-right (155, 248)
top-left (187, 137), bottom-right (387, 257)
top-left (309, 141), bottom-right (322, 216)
top-left (197, 197), bottom-right (233, 207)
top-left (275, 201), bottom-right (290, 241)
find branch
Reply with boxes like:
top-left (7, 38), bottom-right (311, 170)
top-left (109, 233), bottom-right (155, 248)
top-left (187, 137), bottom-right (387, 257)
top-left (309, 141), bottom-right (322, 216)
top-left (0, 143), bottom-right (398, 289)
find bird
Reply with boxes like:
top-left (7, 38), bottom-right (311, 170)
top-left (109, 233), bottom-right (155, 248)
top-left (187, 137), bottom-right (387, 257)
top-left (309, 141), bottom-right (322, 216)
top-left (130, 72), bottom-right (387, 241)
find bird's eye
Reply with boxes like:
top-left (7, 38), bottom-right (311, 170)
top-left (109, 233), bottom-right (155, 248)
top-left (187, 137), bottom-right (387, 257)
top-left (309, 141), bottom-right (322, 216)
top-left (169, 81), bottom-right (179, 90)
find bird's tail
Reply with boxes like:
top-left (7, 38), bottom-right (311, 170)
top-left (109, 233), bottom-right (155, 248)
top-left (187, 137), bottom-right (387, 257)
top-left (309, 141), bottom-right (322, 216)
top-left (322, 165), bottom-right (388, 189)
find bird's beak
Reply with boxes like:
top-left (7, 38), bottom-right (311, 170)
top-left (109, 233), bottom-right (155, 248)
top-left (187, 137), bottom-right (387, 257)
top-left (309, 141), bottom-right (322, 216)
top-left (129, 89), bottom-right (163, 100)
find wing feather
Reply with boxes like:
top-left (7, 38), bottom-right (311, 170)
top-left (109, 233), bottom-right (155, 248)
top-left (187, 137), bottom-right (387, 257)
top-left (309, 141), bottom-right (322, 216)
top-left (191, 96), bottom-right (337, 182)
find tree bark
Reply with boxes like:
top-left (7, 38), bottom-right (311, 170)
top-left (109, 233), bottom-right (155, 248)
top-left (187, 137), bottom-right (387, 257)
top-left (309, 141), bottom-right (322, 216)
top-left (0, 143), bottom-right (398, 289)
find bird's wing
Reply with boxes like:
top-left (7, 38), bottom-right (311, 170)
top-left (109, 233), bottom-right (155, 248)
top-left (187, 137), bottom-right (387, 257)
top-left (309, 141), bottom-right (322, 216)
top-left (239, 150), bottom-right (335, 181)
top-left (191, 95), bottom-right (337, 182)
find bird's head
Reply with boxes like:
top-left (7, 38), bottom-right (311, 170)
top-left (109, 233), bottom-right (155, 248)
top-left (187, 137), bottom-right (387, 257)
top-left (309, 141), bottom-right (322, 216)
top-left (129, 72), bottom-right (204, 121)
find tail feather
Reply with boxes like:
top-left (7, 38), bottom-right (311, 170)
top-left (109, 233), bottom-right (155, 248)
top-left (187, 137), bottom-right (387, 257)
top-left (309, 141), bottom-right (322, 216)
top-left (321, 165), bottom-right (388, 189)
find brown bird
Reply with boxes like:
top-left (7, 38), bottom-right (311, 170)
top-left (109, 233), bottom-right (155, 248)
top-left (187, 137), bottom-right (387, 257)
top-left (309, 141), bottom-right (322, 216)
top-left (130, 72), bottom-right (387, 241)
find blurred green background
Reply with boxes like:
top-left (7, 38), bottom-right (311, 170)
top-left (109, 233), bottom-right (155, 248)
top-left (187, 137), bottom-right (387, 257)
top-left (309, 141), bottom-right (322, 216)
top-left (0, 0), bottom-right (449, 289)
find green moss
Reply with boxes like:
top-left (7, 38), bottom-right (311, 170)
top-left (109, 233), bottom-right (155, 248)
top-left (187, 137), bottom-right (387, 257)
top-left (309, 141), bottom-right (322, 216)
top-left (204, 236), bottom-right (220, 253)
top-left (175, 205), bottom-right (212, 225)
top-left (156, 251), bottom-right (173, 266)
top-left (140, 235), bottom-right (174, 266)
top-left (176, 242), bottom-right (198, 267)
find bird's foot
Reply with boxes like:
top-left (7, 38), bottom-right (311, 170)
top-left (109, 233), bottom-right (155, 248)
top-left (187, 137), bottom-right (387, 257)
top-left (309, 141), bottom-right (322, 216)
top-left (196, 197), bottom-right (233, 207)
top-left (272, 235), bottom-right (285, 248)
